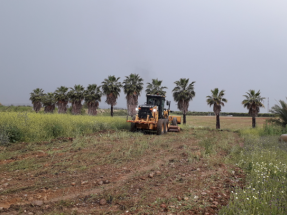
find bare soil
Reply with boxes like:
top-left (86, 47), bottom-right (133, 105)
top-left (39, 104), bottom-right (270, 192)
top-left (0, 127), bottom-right (245, 214)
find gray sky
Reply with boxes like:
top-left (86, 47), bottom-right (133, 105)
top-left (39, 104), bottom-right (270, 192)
top-left (1, 1), bottom-right (286, 113)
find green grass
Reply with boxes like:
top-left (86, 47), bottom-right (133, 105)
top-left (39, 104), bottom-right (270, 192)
top-left (219, 126), bottom-right (287, 214)
top-left (0, 112), bottom-right (129, 143)
top-left (0, 105), bottom-right (33, 112)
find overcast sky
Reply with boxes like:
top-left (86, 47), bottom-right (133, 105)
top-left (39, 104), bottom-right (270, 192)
top-left (1, 1), bottom-right (286, 112)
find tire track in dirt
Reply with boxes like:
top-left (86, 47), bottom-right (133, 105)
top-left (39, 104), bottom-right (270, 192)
top-left (1, 155), bottom-right (176, 208)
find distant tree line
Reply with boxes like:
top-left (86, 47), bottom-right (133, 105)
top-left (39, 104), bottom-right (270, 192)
top-left (28, 74), bottom-right (287, 129)
top-left (172, 111), bottom-right (275, 117)
top-left (29, 74), bottom-right (143, 117)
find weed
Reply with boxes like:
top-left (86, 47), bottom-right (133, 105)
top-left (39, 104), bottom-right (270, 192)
top-left (220, 128), bottom-right (287, 214)
top-left (0, 112), bottom-right (129, 143)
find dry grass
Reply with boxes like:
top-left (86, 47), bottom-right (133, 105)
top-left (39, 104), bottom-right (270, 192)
top-left (186, 116), bottom-right (269, 130)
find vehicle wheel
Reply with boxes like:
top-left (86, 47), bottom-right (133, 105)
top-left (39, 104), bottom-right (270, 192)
top-left (157, 119), bottom-right (164, 135)
top-left (164, 119), bottom-right (168, 133)
top-left (131, 116), bottom-right (136, 132)
top-left (172, 117), bottom-right (177, 126)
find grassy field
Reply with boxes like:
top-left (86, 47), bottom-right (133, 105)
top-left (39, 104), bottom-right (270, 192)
top-left (0, 113), bottom-right (268, 145)
top-left (185, 116), bottom-right (269, 130)
top-left (0, 106), bottom-right (34, 113)
top-left (1, 115), bottom-right (287, 214)
top-left (0, 112), bottom-right (129, 144)
top-left (0, 105), bottom-right (128, 115)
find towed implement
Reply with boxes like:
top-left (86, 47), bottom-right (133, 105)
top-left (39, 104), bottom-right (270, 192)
top-left (127, 94), bottom-right (181, 135)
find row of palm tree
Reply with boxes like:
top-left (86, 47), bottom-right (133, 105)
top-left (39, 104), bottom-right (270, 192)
top-left (29, 75), bottom-right (142, 116)
top-left (206, 89), bottom-right (266, 129)
top-left (29, 74), bottom-right (269, 129)
top-left (29, 84), bottom-right (103, 115)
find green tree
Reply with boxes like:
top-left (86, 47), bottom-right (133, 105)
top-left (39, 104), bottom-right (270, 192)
top-left (54, 86), bottom-right (69, 114)
top-left (42, 92), bottom-right (56, 113)
top-left (145, 78), bottom-right (167, 96)
top-left (123, 74), bottom-right (144, 118)
top-left (29, 88), bottom-right (44, 113)
top-left (206, 88), bottom-right (227, 129)
top-left (242, 90), bottom-right (265, 128)
top-left (101, 76), bottom-right (122, 117)
top-left (172, 78), bottom-right (195, 124)
top-left (270, 98), bottom-right (287, 127)
top-left (68, 85), bottom-right (85, 115)
top-left (84, 84), bottom-right (102, 115)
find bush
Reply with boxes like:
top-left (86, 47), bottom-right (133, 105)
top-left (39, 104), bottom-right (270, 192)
top-left (6, 126), bottom-right (25, 143)
top-left (261, 123), bottom-right (287, 136)
top-left (0, 126), bottom-right (9, 146)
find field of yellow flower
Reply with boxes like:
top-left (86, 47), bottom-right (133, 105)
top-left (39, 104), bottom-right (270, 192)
top-left (0, 112), bottom-right (129, 143)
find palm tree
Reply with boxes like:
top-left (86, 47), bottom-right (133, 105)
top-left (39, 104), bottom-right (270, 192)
top-left (84, 84), bottom-right (102, 115)
top-left (68, 85), bottom-right (85, 115)
top-left (172, 78), bottom-right (195, 124)
top-left (123, 74), bottom-right (144, 118)
top-left (101, 76), bottom-right (122, 117)
top-left (29, 88), bottom-right (44, 113)
top-left (145, 78), bottom-right (167, 96)
top-left (206, 88), bottom-right (228, 129)
top-left (270, 98), bottom-right (287, 127)
top-left (54, 86), bottom-right (69, 114)
top-left (42, 92), bottom-right (56, 113)
top-left (242, 90), bottom-right (265, 128)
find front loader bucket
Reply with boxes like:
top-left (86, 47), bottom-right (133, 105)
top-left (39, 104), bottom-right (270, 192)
top-left (168, 125), bottom-right (180, 132)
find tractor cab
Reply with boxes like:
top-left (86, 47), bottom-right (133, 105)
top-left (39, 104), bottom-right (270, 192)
top-left (137, 94), bottom-right (171, 120)
top-left (145, 94), bottom-right (166, 119)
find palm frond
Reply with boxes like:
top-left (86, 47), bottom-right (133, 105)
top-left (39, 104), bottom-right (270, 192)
top-left (145, 78), bottom-right (167, 96)
top-left (270, 98), bottom-right (287, 127)
top-left (206, 88), bottom-right (227, 114)
top-left (242, 89), bottom-right (265, 116)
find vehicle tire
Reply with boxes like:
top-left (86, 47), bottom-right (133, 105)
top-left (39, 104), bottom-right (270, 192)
top-left (157, 119), bottom-right (164, 135)
top-left (131, 116), bottom-right (136, 132)
top-left (172, 117), bottom-right (177, 126)
top-left (164, 119), bottom-right (168, 133)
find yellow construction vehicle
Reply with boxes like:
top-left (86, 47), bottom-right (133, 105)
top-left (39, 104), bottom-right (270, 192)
top-left (127, 94), bottom-right (181, 135)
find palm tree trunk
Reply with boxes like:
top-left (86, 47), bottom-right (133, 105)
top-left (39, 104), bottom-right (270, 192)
top-left (252, 116), bottom-right (256, 128)
top-left (183, 111), bottom-right (186, 125)
top-left (182, 100), bottom-right (186, 124)
top-left (71, 101), bottom-right (82, 115)
top-left (33, 101), bottom-right (42, 113)
top-left (44, 105), bottom-right (55, 113)
top-left (111, 105), bottom-right (113, 117)
top-left (216, 114), bottom-right (220, 129)
top-left (88, 103), bottom-right (98, 116)
top-left (57, 101), bottom-right (68, 114)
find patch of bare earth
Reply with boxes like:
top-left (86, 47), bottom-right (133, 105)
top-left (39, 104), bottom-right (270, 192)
top-left (0, 129), bottom-right (245, 214)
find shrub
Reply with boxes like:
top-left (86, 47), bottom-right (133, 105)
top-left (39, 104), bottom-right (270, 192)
top-left (0, 126), bottom-right (9, 146)
top-left (269, 98), bottom-right (287, 127)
